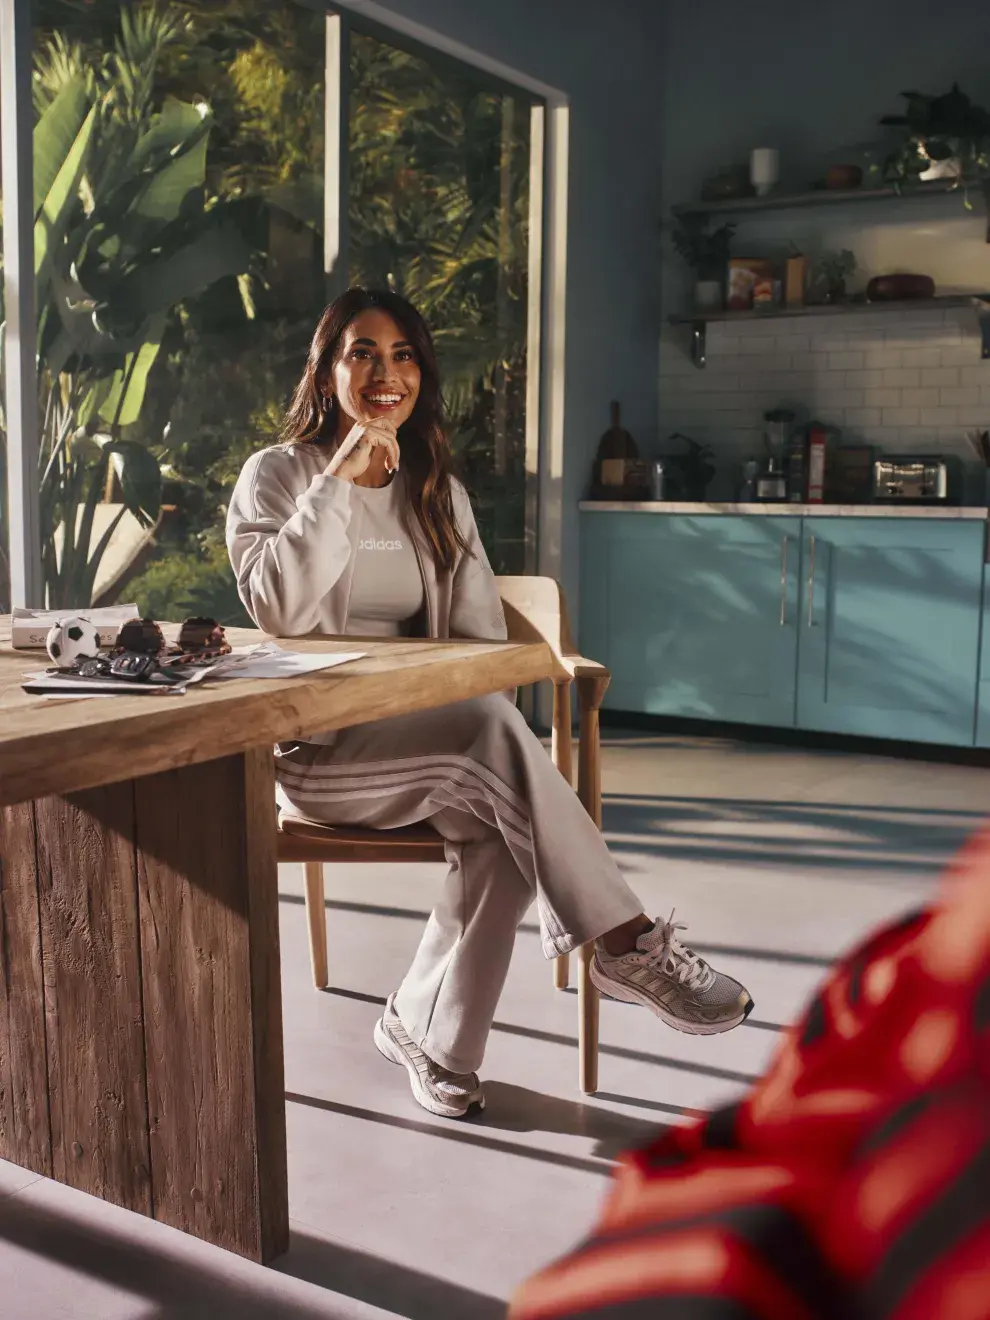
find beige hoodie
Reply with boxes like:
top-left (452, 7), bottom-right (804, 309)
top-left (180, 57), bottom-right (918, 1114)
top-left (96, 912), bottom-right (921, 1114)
top-left (226, 441), bottom-right (507, 644)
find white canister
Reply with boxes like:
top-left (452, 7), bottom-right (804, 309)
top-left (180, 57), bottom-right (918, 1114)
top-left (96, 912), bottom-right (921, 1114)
top-left (750, 147), bottom-right (779, 197)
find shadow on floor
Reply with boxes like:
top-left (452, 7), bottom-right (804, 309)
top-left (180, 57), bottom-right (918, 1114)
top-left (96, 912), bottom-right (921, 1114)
top-left (602, 794), bottom-right (978, 875)
top-left (321, 988), bottom-right (760, 1087)
top-left (278, 1229), bottom-right (505, 1320)
top-left (473, 1081), bottom-right (662, 1161)
top-left (278, 894), bottom-right (839, 971)
top-left (285, 1090), bottom-right (615, 1176)
top-left (0, 1183), bottom-right (417, 1320)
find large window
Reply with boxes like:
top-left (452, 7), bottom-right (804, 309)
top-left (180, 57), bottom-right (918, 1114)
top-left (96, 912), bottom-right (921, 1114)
top-left (348, 31), bottom-right (535, 574)
top-left (5, 3), bottom-right (544, 615)
top-left (29, 0), bottom-right (325, 621)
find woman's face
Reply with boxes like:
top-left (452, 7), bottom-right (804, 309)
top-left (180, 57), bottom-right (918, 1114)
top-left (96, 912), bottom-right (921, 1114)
top-left (326, 309), bottom-right (422, 435)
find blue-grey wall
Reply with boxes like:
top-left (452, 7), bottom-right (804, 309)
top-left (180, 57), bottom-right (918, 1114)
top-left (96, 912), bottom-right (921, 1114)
top-left (661, 0), bottom-right (990, 206)
top-left (342, 0), bottom-right (666, 616)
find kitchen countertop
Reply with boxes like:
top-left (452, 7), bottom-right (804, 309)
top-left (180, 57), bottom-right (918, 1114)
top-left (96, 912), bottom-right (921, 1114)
top-left (579, 501), bottom-right (989, 519)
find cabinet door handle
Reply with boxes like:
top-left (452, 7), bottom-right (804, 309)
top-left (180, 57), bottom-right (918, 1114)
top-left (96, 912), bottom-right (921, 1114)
top-left (807, 535), bottom-right (816, 627)
top-left (779, 536), bottom-right (789, 626)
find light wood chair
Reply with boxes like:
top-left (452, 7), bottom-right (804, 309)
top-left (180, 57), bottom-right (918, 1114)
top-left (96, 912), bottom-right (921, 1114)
top-left (276, 576), bottom-right (611, 1093)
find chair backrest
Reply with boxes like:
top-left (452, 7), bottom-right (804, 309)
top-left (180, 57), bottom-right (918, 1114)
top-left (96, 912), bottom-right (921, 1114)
top-left (495, 576), bottom-right (577, 666)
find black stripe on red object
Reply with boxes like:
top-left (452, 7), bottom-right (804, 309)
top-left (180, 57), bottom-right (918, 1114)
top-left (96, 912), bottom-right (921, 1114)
top-left (847, 957), bottom-right (866, 1007)
top-left (855, 1091), bottom-right (935, 1160)
top-left (862, 1139), bottom-right (990, 1317)
top-left (555, 1295), bottom-right (753, 1319)
top-left (974, 974), bottom-right (990, 1031)
top-left (703, 1102), bottom-right (742, 1151)
top-left (798, 992), bottom-right (828, 1049)
top-left (582, 1202), bottom-right (845, 1319)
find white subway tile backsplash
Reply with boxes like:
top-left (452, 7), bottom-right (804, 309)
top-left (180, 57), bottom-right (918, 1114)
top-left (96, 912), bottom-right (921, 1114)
top-left (882, 407), bottom-right (921, 426)
top-left (900, 347), bottom-right (942, 368)
top-left (882, 368), bottom-right (918, 388)
top-left (827, 351), bottom-right (862, 370)
top-left (901, 388), bottom-right (942, 407)
top-left (921, 367), bottom-right (960, 387)
top-left (957, 408), bottom-right (988, 427)
top-left (657, 307), bottom-right (985, 488)
top-left (864, 388), bottom-right (903, 408)
top-left (940, 345), bottom-right (979, 367)
top-left (920, 406), bottom-right (958, 426)
top-left (946, 386), bottom-right (981, 407)
top-left (738, 336), bottom-right (778, 356)
top-left (864, 348), bottom-right (904, 369)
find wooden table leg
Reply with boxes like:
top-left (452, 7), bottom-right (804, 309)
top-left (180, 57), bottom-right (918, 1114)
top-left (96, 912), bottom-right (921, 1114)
top-left (0, 747), bottom-right (288, 1263)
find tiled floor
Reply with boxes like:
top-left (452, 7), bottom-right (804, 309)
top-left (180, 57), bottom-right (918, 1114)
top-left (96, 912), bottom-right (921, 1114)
top-left (2, 731), bottom-right (987, 1318)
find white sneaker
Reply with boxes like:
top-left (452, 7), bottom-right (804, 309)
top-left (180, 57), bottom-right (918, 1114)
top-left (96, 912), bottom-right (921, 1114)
top-left (374, 994), bottom-right (485, 1119)
top-left (590, 911), bottom-right (754, 1035)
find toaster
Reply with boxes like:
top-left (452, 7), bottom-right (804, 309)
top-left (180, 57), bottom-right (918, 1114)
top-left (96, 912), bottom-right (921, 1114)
top-left (872, 456), bottom-right (951, 503)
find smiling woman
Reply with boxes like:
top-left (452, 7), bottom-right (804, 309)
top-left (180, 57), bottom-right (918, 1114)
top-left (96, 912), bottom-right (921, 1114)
top-left (223, 292), bottom-right (753, 1122)
top-left (275, 286), bottom-right (468, 572)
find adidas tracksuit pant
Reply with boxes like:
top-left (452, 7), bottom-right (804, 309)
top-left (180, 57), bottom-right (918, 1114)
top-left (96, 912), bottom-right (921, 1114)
top-left (274, 693), bottom-right (643, 1074)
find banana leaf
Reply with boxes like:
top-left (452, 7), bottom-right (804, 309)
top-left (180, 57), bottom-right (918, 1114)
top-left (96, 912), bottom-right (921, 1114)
top-left (35, 103), bottom-right (99, 298)
top-left (33, 75), bottom-right (92, 218)
top-left (129, 97), bottom-right (210, 174)
top-left (108, 221), bottom-right (252, 323)
top-left (98, 437), bottom-right (163, 526)
top-left (97, 313), bottom-right (166, 427)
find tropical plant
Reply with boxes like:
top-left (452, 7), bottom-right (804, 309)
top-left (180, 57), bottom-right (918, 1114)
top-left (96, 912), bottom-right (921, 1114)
top-left (877, 84), bottom-right (990, 206)
top-left (0, 5), bottom-right (252, 608)
top-left (813, 248), bottom-right (857, 303)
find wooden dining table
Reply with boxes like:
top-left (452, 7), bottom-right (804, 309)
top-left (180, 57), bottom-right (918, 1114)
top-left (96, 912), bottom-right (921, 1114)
top-left (0, 619), bottom-right (554, 1264)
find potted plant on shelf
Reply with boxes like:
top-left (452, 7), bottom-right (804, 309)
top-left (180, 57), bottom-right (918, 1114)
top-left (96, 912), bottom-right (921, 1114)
top-left (877, 84), bottom-right (990, 207)
top-left (670, 215), bottom-right (736, 310)
top-left (812, 249), bottom-right (857, 304)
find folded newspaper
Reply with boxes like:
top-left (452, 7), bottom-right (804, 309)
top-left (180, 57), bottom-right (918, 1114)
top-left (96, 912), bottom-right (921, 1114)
top-left (22, 643), bottom-right (366, 697)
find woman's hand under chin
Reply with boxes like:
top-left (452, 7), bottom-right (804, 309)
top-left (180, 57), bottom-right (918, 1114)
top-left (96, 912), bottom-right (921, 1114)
top-left (326, 418), bottom-right (401, 484)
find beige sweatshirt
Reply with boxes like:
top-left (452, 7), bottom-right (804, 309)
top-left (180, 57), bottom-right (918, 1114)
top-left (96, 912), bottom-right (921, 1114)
top-left (226, 441), bottom-right (507, 644)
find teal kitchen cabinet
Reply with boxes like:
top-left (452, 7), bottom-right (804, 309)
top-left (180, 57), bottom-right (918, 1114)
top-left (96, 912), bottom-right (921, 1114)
top-left (973, 554), bottom-right (990, 747)
top-left (580, 512), bottom-right (800, 726)
top-left (796, 518), bottom-right (983, 745)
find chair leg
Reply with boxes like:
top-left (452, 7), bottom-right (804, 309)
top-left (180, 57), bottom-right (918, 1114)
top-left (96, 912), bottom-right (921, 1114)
top-left (554, 952), bottom-right (570, 990)
top-left (578, 941), bottom-right (599, 1094)
top-left (303, 861), bottom-right (329, 990)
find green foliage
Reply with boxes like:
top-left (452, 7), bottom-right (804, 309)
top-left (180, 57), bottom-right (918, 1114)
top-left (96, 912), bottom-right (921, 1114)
top-left (877, 84), bottom-right (990, 203)
top-left (1, 4), bottom-right (256, 608)
top-left (669, 215), bottom-right (736, 280)
top-left (11, 0), bottom-right (533, 618)
top-left (814, 248), bottom-right (857, 292)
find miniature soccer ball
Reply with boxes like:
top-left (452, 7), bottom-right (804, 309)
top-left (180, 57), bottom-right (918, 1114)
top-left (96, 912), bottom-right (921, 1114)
top-left (46, 616), bottom-right (103, 669)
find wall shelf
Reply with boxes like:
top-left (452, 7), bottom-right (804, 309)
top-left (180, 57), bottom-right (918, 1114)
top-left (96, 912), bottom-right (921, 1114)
top-left (668, 294), bottom-right (990, 368)
top-left (671, 178), bottom-right (967, 219)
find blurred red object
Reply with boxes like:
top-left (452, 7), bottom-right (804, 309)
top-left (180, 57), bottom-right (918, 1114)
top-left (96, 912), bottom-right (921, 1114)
top-left (511, 829), bottom-right (990, 1320)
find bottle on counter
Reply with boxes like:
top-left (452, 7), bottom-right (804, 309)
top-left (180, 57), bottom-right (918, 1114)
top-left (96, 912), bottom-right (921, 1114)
top-left (649, 458), bottom-right (666, 502)
top-left (807, 423), bottom-right (828, 503)
top-left (786, 431), bottom-right (806, 503)
top-left (591, 401), bottom-right (639, 498)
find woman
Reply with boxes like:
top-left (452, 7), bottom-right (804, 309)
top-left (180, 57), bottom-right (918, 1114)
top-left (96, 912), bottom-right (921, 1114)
top-left (227, 287), bottom-right (753, 1120)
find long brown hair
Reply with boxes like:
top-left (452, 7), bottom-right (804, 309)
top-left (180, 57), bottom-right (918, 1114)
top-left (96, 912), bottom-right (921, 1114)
top-left (279, 287), bottom-right (468, 574)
